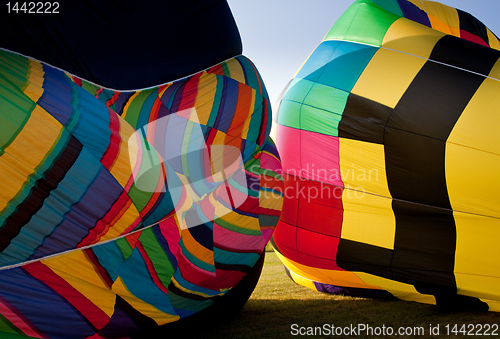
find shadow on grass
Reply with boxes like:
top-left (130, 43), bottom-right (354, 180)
top-left (133, 251), bottom-right (500, 338)
top-left (143, 297), bottom-right (500, 338)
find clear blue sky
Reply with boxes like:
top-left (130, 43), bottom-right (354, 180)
top-left (227, 0), bottom-right (500, 109)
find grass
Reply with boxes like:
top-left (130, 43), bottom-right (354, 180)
top-left (201, 251), bottom-right (500, 338)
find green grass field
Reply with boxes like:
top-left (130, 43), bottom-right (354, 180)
top-left (203, 251), bottom-right (500, 338)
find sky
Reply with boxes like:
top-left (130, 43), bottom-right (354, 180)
top-left (227, 0), bottom-right (500, 109)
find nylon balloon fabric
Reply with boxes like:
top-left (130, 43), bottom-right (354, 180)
top-left (273, 0), bottom-right (500, 312)
top-left (0, 4), bottom-right (282, 339)
top-left (0, 51), bottom-right (283, 338)
top-left (0, 0), bottom-right (243, 90)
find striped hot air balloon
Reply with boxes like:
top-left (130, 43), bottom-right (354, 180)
top-left (0, 0), bottom-right (283, 338)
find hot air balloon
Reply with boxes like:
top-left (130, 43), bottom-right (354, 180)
top-left (273, 0), bottom-right (500, 312)
top-left (0, 0), bottom-right (283, 338)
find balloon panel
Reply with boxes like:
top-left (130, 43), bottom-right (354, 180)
top-left (0, 0), bottom-right (242, 90)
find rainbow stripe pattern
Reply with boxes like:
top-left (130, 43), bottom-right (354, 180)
top-left (0, 48), bottom-right (283, 338)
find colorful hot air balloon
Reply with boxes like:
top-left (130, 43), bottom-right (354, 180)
top-left (273, 0), bottom-right (500, 312)
top-left (0, 0), bottom-right (283, 338)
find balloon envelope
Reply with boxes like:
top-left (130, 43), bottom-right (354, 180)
top-left (273, 0), bottom-right (500, 312)
top-left (0, 1), bottom-right (283, 338)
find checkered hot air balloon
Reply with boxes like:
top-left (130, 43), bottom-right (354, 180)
top-left (273, 0), bottom-right (500, 312)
